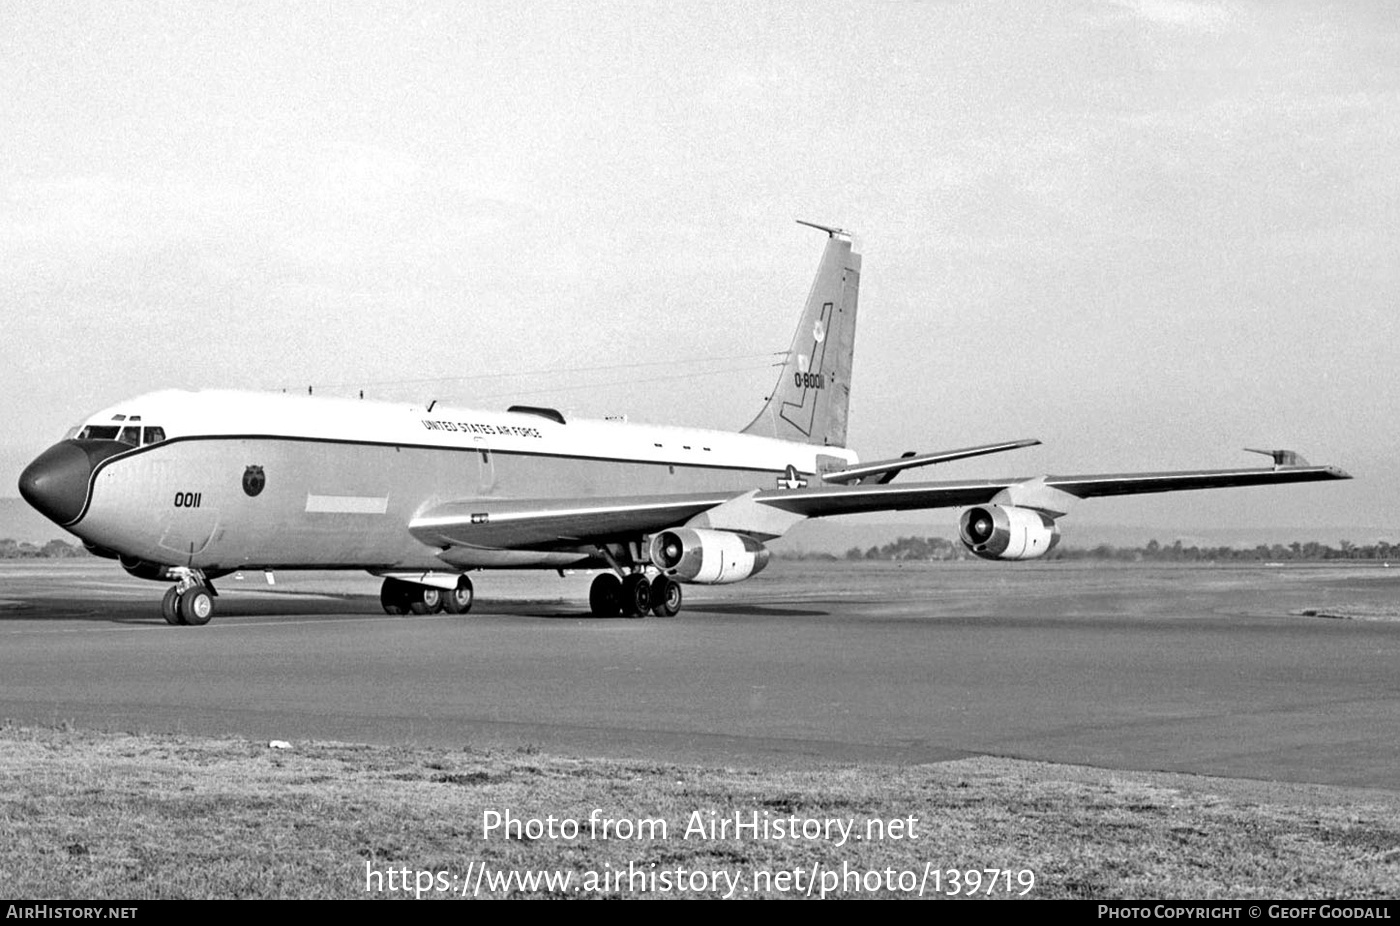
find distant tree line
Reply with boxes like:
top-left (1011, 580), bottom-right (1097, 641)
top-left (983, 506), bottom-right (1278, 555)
top-left (7, 535), bottom-right (1396, 563)
top-left (0, 538), bottom-right (91, 559)
top-left (839, 536), bottom-right (970, 562)
top-left (814, 536), bottom-right (1399, 563)
top-left (1050, 538), bottom-right (1397, 563)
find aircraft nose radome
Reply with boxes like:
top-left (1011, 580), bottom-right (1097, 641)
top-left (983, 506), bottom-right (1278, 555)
top-left (18, 441), bottom-right (96, 526)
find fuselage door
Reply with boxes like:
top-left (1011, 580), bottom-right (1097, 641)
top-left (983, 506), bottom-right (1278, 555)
top-left (475, 436), bottom-right (496, 495)
top-left (158, 502), bottom-right (219, 561)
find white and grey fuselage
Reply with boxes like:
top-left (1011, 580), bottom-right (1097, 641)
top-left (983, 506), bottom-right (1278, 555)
top-left (41, 389), bottom-right (859, 574)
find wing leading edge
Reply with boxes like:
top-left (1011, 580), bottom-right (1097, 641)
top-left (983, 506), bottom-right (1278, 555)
top-left (409, 462), bottom-right (1350, 552)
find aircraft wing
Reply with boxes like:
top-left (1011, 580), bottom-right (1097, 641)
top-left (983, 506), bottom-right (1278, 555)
top-left (409, 461), bottom-right (1349, 551)
top-left (754, 463), bottom-right (1351, 519)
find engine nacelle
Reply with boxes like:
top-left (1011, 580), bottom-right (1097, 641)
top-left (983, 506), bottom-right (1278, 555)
top-left (648, 528), bottom-right (771, 585)
top-left (958, 505), bottom-right (1061, 561)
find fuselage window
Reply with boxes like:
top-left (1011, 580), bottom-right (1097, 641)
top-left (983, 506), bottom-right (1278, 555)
top-left (118, 426), bottom-right (141, 446)
top-left (143, 427), bottom-right (166, 445)
top-left (77, 425), bottom-right (120, 440)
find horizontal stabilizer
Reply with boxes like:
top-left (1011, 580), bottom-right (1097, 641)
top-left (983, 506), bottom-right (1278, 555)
top-left (821, 439), bottom-right (1041, 485)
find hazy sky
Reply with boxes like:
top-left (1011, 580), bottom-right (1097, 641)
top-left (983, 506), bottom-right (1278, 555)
top-left (3, 0), bottom-right (1396, 535)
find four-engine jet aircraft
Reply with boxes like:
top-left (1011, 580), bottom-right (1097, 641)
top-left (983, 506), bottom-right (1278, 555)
top-left (18, 223), bottom-right (1351, 625)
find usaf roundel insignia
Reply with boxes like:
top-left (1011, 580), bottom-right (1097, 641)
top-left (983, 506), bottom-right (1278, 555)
top-left (242, 465), bottom-right (266, 497)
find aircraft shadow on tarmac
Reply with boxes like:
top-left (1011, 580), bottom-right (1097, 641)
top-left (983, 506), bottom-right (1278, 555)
top-left (680, 603), bottom-right (830, 618)
top-left (1, 594), bottom-right (831, 624)
top-left (0, 607), bottom-right (162, 625)
top-left (485, 600), bottom-right (833, 619)
top-left (0, 592), bottom-right (375, 624)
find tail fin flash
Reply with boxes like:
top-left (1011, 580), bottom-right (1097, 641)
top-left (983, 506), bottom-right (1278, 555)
top-left (742, 223), bottom-right (861, 447)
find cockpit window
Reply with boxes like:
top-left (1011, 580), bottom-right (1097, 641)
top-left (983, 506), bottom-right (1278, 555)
top-left (74, 422), bottom-right (166, 443)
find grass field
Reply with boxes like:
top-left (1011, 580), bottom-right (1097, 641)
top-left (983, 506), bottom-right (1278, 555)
top-left (4, 561), bottom-right (1399, 899)
top-left (3, 723), bottom-right (1398, 900)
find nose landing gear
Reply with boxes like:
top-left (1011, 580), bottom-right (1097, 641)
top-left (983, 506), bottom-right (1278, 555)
top-left (160, 569), bottom-right (216, 626)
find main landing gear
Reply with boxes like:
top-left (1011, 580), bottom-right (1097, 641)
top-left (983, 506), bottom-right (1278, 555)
top-left (589, 572), bottom-right (683, 618)
top-left (380, 576), bottom-right (474, 616)
top-left (160, 569), bottom-right (216, 626)
top-left (375, 571), bottom-right (678, 619)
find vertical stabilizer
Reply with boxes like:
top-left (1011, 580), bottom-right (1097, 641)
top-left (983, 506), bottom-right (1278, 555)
top-left (742, 223), bottom-right (860, 447)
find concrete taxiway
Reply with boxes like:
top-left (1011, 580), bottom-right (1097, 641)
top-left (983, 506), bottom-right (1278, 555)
top-left (1, 560), bottom-right (1397, 789)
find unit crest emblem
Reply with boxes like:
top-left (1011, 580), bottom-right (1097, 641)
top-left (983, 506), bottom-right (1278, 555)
top-left (242, 465), bottom-right (266, 497)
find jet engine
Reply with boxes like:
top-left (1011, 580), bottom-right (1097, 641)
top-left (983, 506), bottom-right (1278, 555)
top-left (958, 505), bottom-right (1061, 561)
top-left (648, 528), bottom-right (771, 584)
